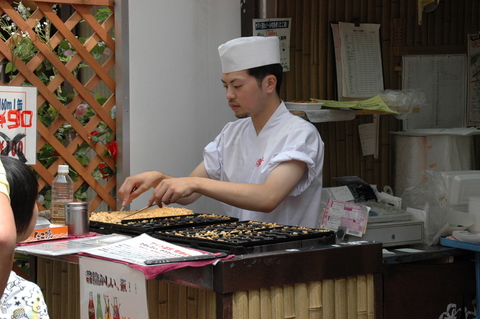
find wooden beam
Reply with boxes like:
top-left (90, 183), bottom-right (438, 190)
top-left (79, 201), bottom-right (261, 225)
top-left (32, 0), bottom-right (113, 6)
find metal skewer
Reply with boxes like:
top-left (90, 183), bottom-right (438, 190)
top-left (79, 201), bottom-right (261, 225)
top-left (121, 203), bottom-right (158, 220)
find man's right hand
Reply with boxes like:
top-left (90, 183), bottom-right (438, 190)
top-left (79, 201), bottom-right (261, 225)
top-left (118, 171), bottom-right (164, 207)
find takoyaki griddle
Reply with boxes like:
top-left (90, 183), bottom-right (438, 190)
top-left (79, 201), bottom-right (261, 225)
top-left (151, 221), bottom-right (335, 254)
top-left (90, 214), bottom-right (238, 235)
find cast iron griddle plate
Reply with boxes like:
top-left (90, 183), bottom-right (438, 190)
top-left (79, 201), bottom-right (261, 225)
top-left (151, 221), bottom-right (335, 254)
top-left (90, 214), bottom-right (238, 235)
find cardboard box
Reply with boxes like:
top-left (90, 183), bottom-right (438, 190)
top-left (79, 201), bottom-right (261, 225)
top-left (22, 224), bottom-right (69, 243)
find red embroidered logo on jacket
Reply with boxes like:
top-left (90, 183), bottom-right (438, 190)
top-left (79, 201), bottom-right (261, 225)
top-left (256, 157), bottom-right (264, 167)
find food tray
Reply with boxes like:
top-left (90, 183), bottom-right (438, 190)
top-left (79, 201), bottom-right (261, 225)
top-left (151, 221), bottom-right (335, 254)
top-left (89, 220), bottom-right (116, 234)
top-left (285, 101), bottom-right (323, 111)
top-left (89, 213), bottom-right (238, 235)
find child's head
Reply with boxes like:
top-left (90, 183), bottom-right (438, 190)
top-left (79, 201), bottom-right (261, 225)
top-left (1, 156), bottom-right (39, 241)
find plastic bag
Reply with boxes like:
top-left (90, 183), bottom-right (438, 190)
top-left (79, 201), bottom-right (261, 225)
top-left (379, 89), bottom-right (428, 120)
top-left (401, 169), bottom-right (448, 245)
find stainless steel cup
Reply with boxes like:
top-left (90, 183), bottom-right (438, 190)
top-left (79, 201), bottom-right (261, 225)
top-left (65, 202), bottom-right (90, 236)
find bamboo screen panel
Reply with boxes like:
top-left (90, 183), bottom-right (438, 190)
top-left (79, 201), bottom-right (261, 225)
top-left (272, 0), bottom-right (480, 190)
top-left (0, 0), bottom-right (116, 211)
top-left (232, 276), bottom-right (376, 319)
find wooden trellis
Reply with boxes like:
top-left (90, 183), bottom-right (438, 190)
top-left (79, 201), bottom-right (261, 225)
top-left (0, 0), bottom-right (116, 211)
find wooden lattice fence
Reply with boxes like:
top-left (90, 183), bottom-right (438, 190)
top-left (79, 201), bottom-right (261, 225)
top-left (0, 0), bottom-right (116, 211)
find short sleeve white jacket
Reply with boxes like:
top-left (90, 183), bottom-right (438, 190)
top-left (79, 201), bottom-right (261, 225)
top-left (204, 102), bottom-right (324, 228)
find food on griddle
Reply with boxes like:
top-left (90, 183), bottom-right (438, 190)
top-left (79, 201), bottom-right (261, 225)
top-left (149, 221), bottom-right (335, 254)
top-left (90, 206), bottom-right (194, 224)
top-left (122, 213), bottom-right (232, 225)
top-left (158, 221), bottom-right (329, 243)
top-left (122, 213), bottom-right (235, 229)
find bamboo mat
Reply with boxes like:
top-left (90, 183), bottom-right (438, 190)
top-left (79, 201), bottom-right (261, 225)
top-left (231, 275), bottom-right (376, 319)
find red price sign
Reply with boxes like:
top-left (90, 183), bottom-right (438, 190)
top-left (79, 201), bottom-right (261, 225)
top-left (0, 86), bottom-right (37, 164)
top-left (0, 110), bottom-right (34, 129)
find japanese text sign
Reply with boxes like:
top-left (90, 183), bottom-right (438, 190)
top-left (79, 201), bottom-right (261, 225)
top-left (0, 86), bottom-right (37, 164)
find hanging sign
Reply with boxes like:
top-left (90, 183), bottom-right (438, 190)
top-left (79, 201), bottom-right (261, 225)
top-left (0, 86), bottom-right (37, 164)
top-left (253, 18), bottom-right (291, 72)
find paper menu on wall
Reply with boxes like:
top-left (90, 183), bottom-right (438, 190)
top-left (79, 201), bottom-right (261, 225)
top-left (402, 54), bottom-right (467, 130)
top-left (320, 199), bottom-right (369, 237)
top-left (253, 18), bottom-right (292, 72)
top-left (332, 22), bottom-right (384, 100)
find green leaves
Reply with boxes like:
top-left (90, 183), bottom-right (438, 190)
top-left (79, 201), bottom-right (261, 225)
top-left (1, 2), bottom-right (116, 207)
top-left (94, 8), bottom-right (112, 23)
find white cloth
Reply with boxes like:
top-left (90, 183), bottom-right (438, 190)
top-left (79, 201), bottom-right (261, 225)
top-left (204, 102), bottom-right (324, 228)
top-left (0, 271), bottom-right (49, 319)
top-left (218, 36), bottom-right (280, 73)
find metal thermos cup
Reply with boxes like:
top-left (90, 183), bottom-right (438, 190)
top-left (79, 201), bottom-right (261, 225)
top-left (65, 202), bottom-right (90, 236)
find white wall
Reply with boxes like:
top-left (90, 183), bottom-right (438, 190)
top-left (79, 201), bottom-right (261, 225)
top-left (117, 0), bottom-right (240, 213)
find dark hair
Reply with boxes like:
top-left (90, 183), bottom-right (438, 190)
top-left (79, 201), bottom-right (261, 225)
top-left (1, 156), bottom-right (38, 234)
top-left (247, 63), bottom-right (283, 95)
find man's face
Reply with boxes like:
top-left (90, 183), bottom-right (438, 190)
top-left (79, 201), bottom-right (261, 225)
top-left (221, 70), bottom-right (267, 119)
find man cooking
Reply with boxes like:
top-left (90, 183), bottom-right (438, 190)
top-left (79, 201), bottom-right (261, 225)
top-left (119, 36), bottom-right (324, 228)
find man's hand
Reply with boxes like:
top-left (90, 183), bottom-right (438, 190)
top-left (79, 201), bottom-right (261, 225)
top-left (118, 171), bottom-right (164, 206)
top-left (149, 177), bottom-right (200, 206)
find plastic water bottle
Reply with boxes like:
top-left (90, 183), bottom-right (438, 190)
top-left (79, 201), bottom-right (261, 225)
top-left (51, 164), bottom-right (74, 224)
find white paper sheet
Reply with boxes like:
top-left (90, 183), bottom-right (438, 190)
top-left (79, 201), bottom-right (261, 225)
top-left (358, 122), bottom-right (375, 156)
top-left (16, 234), bottom-right (131, 256)
top-left (81, 233), bottom-right (207, 266)
top-left (332, 22), bottom-right (384, 99)
top-left (402, 54), bottom-right (467, 130)
top-left (253, 18), bottom-right (292, 72)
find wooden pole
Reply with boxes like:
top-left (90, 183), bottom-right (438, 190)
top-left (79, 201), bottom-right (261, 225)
top-left (308, 281), bottom-right (322, 319)
top-left (347, 276), bottom-right (357, 319)
top-left (260, 287), bottom-right (272, 319)
top-left (357, 275), bottom-right (368, 319)
top-left (294, 283), bottom-right (309, 319)
top-left (271, 286), bottom-right (285, 319)
top-left (367, 274), bottom-right (375, 318)
top-left (249, 289), bottom-right (261, 319)
top-left (283, 284), bottom-right (295, 318)
top-left (233, 291), bottom-right (249, 319)
top-left (334, 278), bottom-right (347, 319)
top-left (323, 279), bottom-right (335, 318)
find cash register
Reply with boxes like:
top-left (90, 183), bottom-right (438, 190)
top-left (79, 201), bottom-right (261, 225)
top-left (319, 177), bottom-right (424, 247)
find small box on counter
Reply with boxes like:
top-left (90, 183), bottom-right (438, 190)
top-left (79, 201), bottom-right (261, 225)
top-left (21, 224), bottom-right (69, 243)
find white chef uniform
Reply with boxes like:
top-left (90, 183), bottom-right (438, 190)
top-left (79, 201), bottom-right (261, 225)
top-left (204, 101), bottom-right (324, 228)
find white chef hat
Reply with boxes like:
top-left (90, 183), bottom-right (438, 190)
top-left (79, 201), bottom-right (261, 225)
top-left (218, 36), bottom-right (280, 73)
